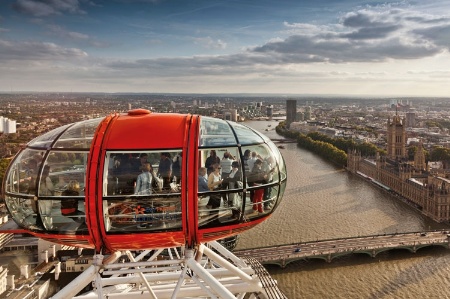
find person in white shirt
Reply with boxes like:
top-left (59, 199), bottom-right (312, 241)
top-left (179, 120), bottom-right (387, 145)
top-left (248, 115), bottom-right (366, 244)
top-left (220, 151), bottom-right (234, 179)
top-left (207, 164), bottom-right (223, 218)
top-left (247, 151), bottom-right (259, 173)
top-left (223, 161), bottom-right (242, 219)
top-left (135, 162), bottom-right (157, 195)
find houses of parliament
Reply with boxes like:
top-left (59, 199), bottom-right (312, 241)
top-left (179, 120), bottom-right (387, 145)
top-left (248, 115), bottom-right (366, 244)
top-left (347, 113), bottom-right (450, 223)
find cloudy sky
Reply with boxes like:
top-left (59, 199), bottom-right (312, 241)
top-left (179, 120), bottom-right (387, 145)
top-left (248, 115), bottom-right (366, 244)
top-left (1, 0), bottom-right (450, 96)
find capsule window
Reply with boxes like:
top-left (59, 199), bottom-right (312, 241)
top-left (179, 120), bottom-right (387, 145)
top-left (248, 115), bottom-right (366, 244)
top-left (103, 150), bottom-right (183, 232)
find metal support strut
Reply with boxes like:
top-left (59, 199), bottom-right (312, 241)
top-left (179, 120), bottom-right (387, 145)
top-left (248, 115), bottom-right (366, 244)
top-left (51, 241), bottom-right (287, 299)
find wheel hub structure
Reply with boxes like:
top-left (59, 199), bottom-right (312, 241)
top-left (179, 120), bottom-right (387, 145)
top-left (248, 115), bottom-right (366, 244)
top-left (52, 241), bottom-right (287, 299)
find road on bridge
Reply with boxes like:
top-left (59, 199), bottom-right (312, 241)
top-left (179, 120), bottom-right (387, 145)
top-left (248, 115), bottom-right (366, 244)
top-left (234, 230), bottom-right (450, 266)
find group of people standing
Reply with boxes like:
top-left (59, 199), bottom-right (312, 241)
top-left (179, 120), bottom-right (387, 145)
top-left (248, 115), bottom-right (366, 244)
top-left (241, 149), bottom-right (276, 214)
top-left (134, 152), bottom-right (182, 194)
top-left (199, 149), bottom-right (275, 219)
top-left (200, 150), bottom-right (243, 219)
top-left (110, 152), bottom-right (182, 195)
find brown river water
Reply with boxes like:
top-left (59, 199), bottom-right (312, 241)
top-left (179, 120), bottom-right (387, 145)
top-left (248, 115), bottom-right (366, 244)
top-left (236, 120), bottom-right (450, 299)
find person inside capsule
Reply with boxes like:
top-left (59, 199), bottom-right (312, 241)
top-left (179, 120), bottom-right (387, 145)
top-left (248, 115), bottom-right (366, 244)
top-left (3, 114), bottom-right (286, 241)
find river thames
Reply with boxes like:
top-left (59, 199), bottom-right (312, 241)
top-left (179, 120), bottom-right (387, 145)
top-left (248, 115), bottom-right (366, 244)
top-left (236, 120), bottom-right (450, 299)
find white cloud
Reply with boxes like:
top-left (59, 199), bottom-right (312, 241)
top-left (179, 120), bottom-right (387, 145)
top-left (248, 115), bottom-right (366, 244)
top-left (12, 0), bottom-right (85, 17)
top-left (282, 22), bottom-right (334, 36)
top-left (47, 24), bottom-right (89, 40)
top-left (193, 36), bottom-right (227, 50)
top-left (45, 24), bottom-right (111, 48)
top-left (0, 39), bottom-right (88, 62)
top-left (7, 4), bottom-right (450, 71)
top-left (3, 4), bottom-right (450, 95)
top-left (252, 8), bottom-right (450, 63)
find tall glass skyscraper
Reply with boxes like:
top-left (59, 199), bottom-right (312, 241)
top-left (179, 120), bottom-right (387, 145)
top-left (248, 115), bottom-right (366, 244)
top-left (286, 99), bottom-right (297, 126)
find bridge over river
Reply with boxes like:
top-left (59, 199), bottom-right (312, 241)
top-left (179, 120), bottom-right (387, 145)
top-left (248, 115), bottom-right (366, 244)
top-left (234, 230), bottom-right (450, 268)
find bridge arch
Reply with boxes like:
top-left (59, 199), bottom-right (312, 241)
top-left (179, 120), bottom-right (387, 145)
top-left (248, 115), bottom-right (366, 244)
top-left (372, 247), bottom-right (415, 257)
top-left (415, 243), bottom-right (449, 252)
top-left (235, 230), bottom-right (450, 268)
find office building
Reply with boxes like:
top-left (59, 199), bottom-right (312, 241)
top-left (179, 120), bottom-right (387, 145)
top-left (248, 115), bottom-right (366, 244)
top-left (286, 100), bottom-right (297, 125)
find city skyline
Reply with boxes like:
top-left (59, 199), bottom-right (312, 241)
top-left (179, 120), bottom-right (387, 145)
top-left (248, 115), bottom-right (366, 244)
top-left (1, 0), bottom-right (450, 96)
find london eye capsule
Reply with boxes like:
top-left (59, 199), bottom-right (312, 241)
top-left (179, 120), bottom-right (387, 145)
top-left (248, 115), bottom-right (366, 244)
top-left (2, 110), bottom-right (286, 252)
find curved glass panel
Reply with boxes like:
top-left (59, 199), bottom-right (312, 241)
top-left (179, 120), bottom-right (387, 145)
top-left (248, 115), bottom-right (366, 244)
top-left (267, 141), bottom-right (287, 181)
top-left (35, 151), bottom-right (89, 230)
top-left (103, 150), bottom-right (182, 232)
top-left (263, 185), bottom-right (279, 213)
top-left (4, 146), bottom-right (90, 232)
top-left (54, 118), bottom-right (102, 149)
top-left (4, 195), bottom-right (40, 229)
top-left (259, 131), bottom-right (272, 143)
top-left (199, 117), bottom-right (237, 147)
top-left (240, 144), bottom-right (280, 217)
top-left (241, 144), bottom-right (276, 180)
top-left (277, 180), bottom-right (287, 209)
top-left (279, 156), bottom-right (287, 182)
top-left (267, 141), bottom-right (282, 165)
top-left (197, 142), bottom-right (281, 226)
top-left (229, 122), bottom-right (265, 145)
top-left (5, 149), bottom-right (45, 195)
top-left (198, 147), bottom-right (244, 227)
top-left (28, 124), bottom-right (71, 148)
top-left (37, 198), bottom-right (87, 232)
top-left (42, 151), bottom-right (88, 196)
top-left (195, 117), bottom-right (282, 226)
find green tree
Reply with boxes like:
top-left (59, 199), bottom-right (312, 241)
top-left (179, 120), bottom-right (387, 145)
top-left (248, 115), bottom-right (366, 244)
top-left (408, 146), bottom-right (417, 160)
top-left (425, 121), bottom-right (443, 130)
top-left (0, 158), bottom-right (12, 186)
top-left (430, 146), bottom-right (450, 162)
